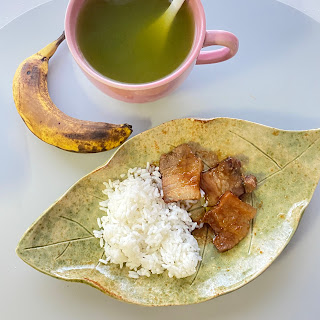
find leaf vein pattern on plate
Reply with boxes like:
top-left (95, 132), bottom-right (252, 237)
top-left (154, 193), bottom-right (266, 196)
top-left (87, 193), bottom-right (104, 201)
top-left (190, 225), bottom-right (209, 286)
top-left (229, 130), bottom-right (281, 169)
top-left (258, 135), bottom-right (320, 185)
top-left (55, 242), bottom-right (70, 260)
top-left (23, 236), bottom-right (95, 250)
top-left (95, 250), bottom-right (106, 269)
top-left (281, 136), bottom-right (320, 169)
top-left (59, 215), bottom-right (93, 236)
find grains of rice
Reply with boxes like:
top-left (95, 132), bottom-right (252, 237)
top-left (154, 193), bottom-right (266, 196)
top-left (93, 164), bottom-right (201, 279)
top-left (97, 217), bottom-right (102, 229)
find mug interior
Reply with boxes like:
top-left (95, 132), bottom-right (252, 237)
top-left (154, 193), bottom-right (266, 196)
top-left (65, 0), bottom-right (206, 89)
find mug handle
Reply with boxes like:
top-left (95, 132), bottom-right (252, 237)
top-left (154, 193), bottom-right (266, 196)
top-left (196, 30), bottom-right (239, 65)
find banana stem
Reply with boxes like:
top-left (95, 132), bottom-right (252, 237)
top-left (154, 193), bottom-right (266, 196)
top-left (55, 32), bottom-right (66, 47)
top-left (38, 32), bottom-right (66, 60)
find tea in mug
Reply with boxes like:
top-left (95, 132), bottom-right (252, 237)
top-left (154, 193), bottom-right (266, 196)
top-left (76, 0), bottom-right (194, 84)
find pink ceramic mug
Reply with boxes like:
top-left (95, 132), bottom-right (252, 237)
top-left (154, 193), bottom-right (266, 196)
top-left (65, 0), bottom-right (239, 103)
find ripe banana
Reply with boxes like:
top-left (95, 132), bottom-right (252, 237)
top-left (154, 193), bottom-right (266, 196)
top-left (12, 32), bottom-right (132, 153)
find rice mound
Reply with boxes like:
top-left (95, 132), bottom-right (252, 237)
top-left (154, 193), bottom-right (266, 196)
top-left (93, 164), bottom-right (201, 279)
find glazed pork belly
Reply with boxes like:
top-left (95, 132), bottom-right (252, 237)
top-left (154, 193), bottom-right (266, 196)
top-left (203, 191), bottom-right (257, 252)
top-left (160, 144), bottom-right (203, 203)
top-left (200, 157), bottom-right (245, 206)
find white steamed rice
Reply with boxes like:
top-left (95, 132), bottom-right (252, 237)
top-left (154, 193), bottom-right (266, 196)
top-left (93, 163), bottom-right (201, 279)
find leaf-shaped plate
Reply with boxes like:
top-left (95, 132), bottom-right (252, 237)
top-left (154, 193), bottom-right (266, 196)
top-left (16, 118), bottom-right (320, 306)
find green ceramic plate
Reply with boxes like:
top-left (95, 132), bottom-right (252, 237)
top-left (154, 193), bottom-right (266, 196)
top-left (16, 118), bottom-right (320, 306)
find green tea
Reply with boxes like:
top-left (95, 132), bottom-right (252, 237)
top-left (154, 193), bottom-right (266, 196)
top-left (76, 0), bottom-right (195, 84)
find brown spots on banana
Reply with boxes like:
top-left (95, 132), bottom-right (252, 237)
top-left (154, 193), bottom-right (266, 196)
top-left (63, 124), bottom-right (132, 153)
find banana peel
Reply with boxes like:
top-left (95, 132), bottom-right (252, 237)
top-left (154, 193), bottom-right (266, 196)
top-left (12, 32), bottom-right (132, 153)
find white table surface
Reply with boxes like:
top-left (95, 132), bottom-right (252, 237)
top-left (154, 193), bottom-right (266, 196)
top-left (1, 0), bottom-right (320, 29)
top-left (1, 0), bottom-right (320, 319)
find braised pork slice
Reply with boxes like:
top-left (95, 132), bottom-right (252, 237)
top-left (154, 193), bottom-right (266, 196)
top-left (194, 150), bottom-right (219, 169)
top-left (203, 191), bottom-right (257, 252)
top-left (200, 157), bottom-right (245, 206)
top-left (160, 144), bottom-right (203, 203)
top-left (187, 142), bottom-right (219, 169)
top-left (243, 174), bottom-right (258, 193)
